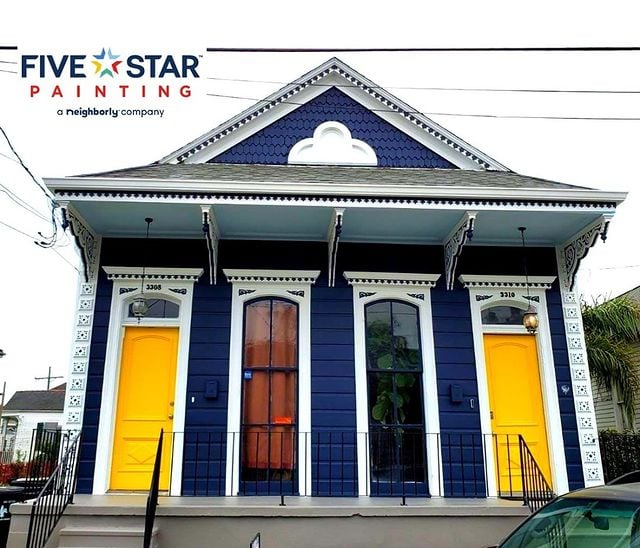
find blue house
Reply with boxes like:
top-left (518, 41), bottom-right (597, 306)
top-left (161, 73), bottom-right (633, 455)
top-left (46, 58), bottom-right (626, 501)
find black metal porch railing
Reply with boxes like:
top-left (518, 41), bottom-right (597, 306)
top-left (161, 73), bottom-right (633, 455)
top-left (167, 430), bottom-right (551, 503)
top-left (25, 431), bottom-right (82, 548)
top-left (144, 429), bottom-right (164, 548)
top-left (518, 434), bottom-right (555, 512)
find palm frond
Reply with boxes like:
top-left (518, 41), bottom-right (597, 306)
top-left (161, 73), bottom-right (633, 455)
top-left (582, 297), bottom-right (640, 343)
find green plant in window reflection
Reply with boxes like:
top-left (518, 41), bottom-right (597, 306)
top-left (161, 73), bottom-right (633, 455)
top-left (367, 320), bottom-right (419, 424)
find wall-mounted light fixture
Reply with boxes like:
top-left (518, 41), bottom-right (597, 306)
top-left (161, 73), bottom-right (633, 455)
top-left (519, 226), bottom-right (539, 335)
top-left (131, 217), bottom-right (153, 320)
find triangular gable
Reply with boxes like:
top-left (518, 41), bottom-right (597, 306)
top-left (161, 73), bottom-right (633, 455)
top-left (209, 87), bottom-right (456, 168)
top-left (161, 58), bottom-right (507, 171)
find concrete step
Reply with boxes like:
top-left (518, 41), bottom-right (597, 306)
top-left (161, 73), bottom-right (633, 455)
top-left (57, 526), bottom-right (158, 548)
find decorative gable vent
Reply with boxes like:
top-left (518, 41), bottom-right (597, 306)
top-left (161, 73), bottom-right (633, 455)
top-left (287, 121), bottom-right (377, 166)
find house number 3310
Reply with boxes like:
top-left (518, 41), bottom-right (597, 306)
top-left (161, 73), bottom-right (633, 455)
top-left (500, 291), bottom-right (515, 298)
top-left (146, 284), bottom-right (162, 291)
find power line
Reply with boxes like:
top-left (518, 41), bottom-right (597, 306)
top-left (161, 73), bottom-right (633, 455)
top-left (204, 91), bottom-right (640, 121)
top-left (0, 68), bottom-right (16, 74)
top-left (0, 60), bottom-right (16, 65)
top-left (0, 218), bottom-right (81, 275)
top-left (0, 184), bottom-right (51, 222)
top-left (206, 46), bottom-right (640, 53)
top-left (0, 126), bottom-right (55, 204)
top-left (0, 218), bottom-right (38, 240)
top-left (205, 75), bottom-right (640, 94)
top-left (0, 46), bottom-right (17, 50)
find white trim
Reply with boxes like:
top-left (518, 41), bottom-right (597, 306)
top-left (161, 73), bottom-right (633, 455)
top-left (465, 283), bottom-right (569, 496)
top-left (344, 272), bottom-right (441, 286)
top-left (103, 266), bottom-right (204, 280)
top-left (225, 278), bottom-right (314, 496)
top-left (459, 275), bottom-right (557, 289)
top-left (288, 121), bottom-right (378, 166)
top-left (45, 176), bottom-right (628, 206)
top-left (555, 248), bottom-right (605, 487)
top-left (92, 272), bottom-right (201, 495)
top-left (224, 269), bottom-right (320, 284)
top-left (349, 280), bottom-right (442, 497)
top-left (158, 59), bottom-right (505, 170)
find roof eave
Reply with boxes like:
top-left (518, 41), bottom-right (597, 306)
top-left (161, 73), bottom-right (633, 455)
top-left (45, 176), bottom-right (628, 205)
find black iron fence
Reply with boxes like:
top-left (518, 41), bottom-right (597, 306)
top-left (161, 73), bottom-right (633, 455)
top-left (168, 430), bottom-right (551, 502)
top-left (25, 431), bottom-right (82, 548)
top-left (518, 435), bottom-right (555, 512)
top-left (599, 431), bottom-right (640, 483)
top-left (144, 429), bottom-right (164, 548)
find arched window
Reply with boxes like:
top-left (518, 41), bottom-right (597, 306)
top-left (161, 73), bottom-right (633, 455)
top-left (481, 305), bottom-right (526, 326)
top-left (365, 300), bottom-right (426, 491)
top-left (241, 297), bottom-right (298, 487)
top-left (127, 298), bottom-right (179, 319)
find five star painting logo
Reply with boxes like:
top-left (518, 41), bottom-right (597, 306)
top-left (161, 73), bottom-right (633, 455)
top-left (91, 48), bottom-right (122, 78)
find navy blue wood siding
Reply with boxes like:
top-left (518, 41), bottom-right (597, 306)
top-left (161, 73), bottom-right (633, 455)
top-left (181, 282), bottom-right (232, 495)
top-left (547, 285), bottom-right (584, 490)
top-left (311, 282), bottom-right (357, 496)
top-left (208, 88), bottom-right (456, 168)
top-left (77, 270), bottom-right (112, 494)
top-left (431, 282), bottom-right (485, 497)
top-left (78, 239), bottom-right (584, 495)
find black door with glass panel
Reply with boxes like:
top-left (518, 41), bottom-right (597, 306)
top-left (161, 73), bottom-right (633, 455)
top-left (240, 297), bottom-right (298, 495)
top-left (365, 300), bottom-right (428, 496)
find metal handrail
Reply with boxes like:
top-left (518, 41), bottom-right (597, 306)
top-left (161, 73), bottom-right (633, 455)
top-left (518, 434), bottom-right (555, 512)
top-left (25, 431), bottom-right (82, 548)
top-left (144, 429), bottom-right (164, 548)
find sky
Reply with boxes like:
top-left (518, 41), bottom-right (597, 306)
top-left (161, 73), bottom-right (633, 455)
top-left (0, 1), bottom-right (639, 399)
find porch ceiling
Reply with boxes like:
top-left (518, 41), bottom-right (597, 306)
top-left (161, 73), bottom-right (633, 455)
top-left (69, 199), bottom-right (611, 246)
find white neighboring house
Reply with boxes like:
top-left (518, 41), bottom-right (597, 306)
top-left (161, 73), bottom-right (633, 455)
top-left (0, 384), bottom-right (65, 462)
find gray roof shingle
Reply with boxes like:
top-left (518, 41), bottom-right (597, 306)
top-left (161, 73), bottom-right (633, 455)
top-left (72, 164), bottom-right (591, 191)
top-left (3, 385), bottom-right (66, 412)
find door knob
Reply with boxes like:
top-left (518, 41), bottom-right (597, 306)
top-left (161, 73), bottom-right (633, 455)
top-left (168, 415), bottom-right (174, 420)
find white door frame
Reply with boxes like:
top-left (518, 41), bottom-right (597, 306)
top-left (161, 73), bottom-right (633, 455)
top-left (93, 266), bottom-right (202, 495)
top-left (459, 274), bottom-right (569, 496)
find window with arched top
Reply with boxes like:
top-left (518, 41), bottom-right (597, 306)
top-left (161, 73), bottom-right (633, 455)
top-left (126, 298), bottom-right (179, 319)
top-left (241, 297), bottom-right (298, 484)
top-left (481, 305), bottom-right (527, 326)
top-left (365, 300), bottom-right (426, 490)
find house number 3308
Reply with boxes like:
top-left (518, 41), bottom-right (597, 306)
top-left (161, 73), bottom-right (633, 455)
top-left (500, 291), bottom-right (515, 298)
top-left (146, 284), bottom-right (162, 291)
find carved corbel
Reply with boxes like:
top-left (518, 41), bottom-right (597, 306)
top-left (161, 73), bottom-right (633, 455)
top-left (327, 208), bottom-right (345, 287)
top-left (558, 214), bottom-right (613, 291)
top-left (59, 202), bottom-right (100, 283)
top-left (444, 212), bottom-right (478, 290)
top-left (201, 205), bottom-right (219, 285)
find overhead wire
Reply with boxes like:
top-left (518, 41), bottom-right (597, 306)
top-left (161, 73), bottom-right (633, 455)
top-left (0, 124), bottom-right (59, 247)
top-left (0, 184), bottom-right (51, 222)
top-left (205, 46), bottom-right (640, 53)
top-left (205, 75), bottom-right (640, 94)
top-left (204, 91), bottom-right (640, 121)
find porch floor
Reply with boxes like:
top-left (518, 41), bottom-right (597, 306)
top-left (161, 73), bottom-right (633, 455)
top-left (61, 493), bottom-right (530, 517)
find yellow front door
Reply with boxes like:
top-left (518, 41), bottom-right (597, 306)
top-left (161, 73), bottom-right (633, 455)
top-left (484, 334), bottom-right (552, 493)
top-left (110, 326), bottom-right (178, 490)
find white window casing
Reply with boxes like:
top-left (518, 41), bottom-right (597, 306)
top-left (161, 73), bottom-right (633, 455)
top-left (224, 269), bottom-right (320, 496)
top-left (344, 272), bottom-right (442, 496)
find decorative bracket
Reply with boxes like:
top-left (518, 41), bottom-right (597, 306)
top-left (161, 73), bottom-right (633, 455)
top-left (327, 208), bottom-right (345, 288)
top-left (444, 211), bottom-right (478, 291)
top-left (201, 205), bottom-right (219, 285)
top-left (60, 202), bottom-right (100, 283)
top-left (558, 214), bottom-right (613, 291)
